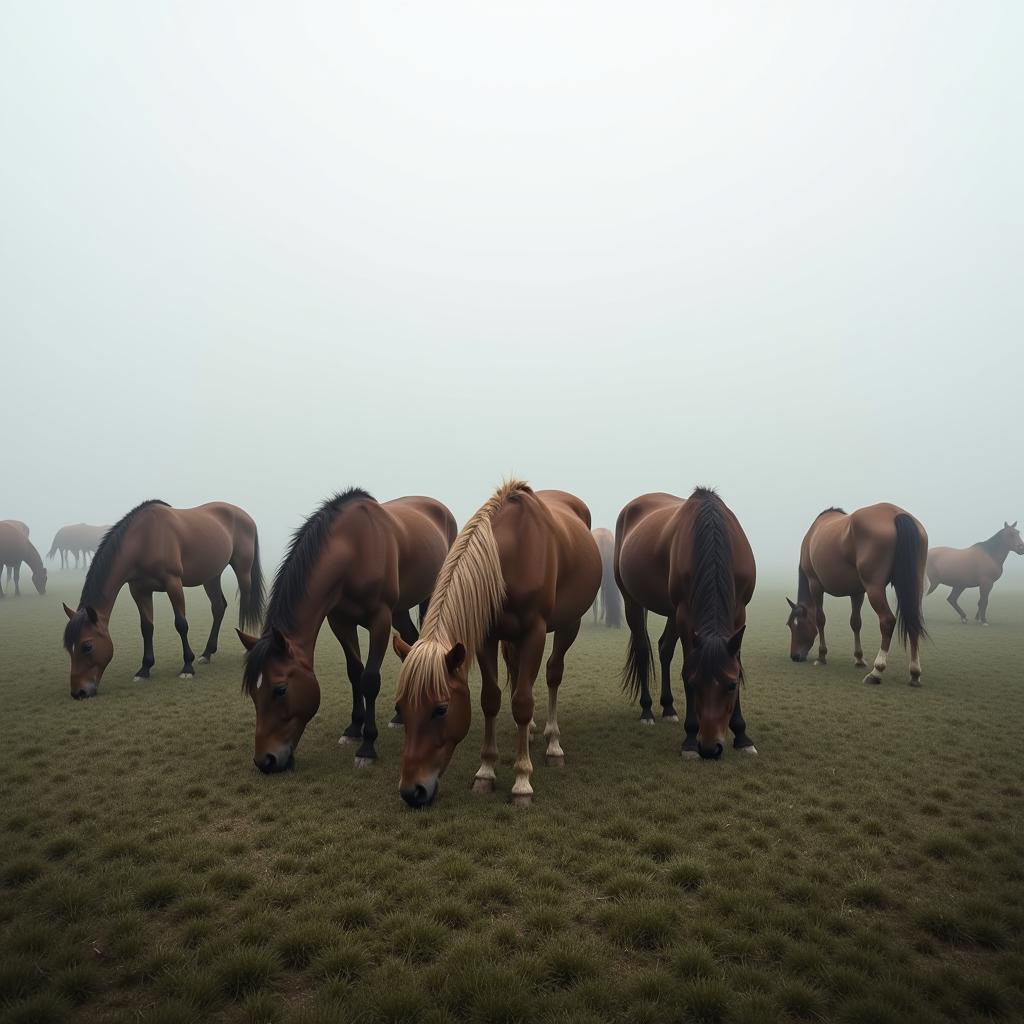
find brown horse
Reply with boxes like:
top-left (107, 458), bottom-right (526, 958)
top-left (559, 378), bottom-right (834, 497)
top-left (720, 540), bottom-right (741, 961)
top-left (237, 489), bottom-right (457, 773)
top-left (48, 523), bottom-right (109, 570)
top-left (616, 488), bottom-right (756, 759)
top-left (786, 504), bottom-right (928, 685)
top-left (0, 521), bottom-right (46, 597)
top-left (926, 522), bottom-right (1023, 625)
top-left (62, 500), bottom-right (263, 699)
top-left (590, 527), bottom-right (622, 627)
top-left (393, 482), bottom-right (600, 808)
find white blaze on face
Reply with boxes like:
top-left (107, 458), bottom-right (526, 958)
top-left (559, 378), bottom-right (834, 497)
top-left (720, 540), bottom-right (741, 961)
top-left (256, 674), bottom-right (263, 691)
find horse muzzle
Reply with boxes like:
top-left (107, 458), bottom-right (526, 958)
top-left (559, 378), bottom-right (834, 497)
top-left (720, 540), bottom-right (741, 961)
top-left (400, 775), bottom-right (439, 809)
top-left (255, 747), bottom-right (295, 774)
top-left (72, 681), bottom-right (98, 700)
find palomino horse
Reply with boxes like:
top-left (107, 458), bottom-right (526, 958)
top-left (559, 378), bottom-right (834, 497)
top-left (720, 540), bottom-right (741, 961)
top-left (590, 527), bottom-right (622, 627)
top-left (393, 481), bottom-right (600, 808)
top-left (0, 521), bottom-right (47, 597)
top-left (926, 522), bottom-right (1023, 625)
top-left (786, 504), bottom-right (928, 685)
top-left (48, 523), bottom-right (109, 570)
top-left (237, 489), bottom-right (457, 773)
top-left (616, 488), bottom-right (757, 759)
top-left (62, 500), bottom-right (263, 699)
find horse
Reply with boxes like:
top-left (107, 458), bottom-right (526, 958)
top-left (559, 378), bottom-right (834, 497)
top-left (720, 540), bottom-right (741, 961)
top-left (925, 522), bottom-right (1023, 625)
top-left (237, 489), bottom-right (457, 773)
top-left (61, 500), bottom-right (263, 699)
top-left (48, 523), bottom-right (109, 570)
top-left (615, 488), bottom-right (757, 759)
top-left (393, 481), bottom-right (600, 808)
top-left (0, 521), bottom-right (46, 597)
top-left (590, 527), bottom-right (622, 627)
top-left (786, 504), bottom-right (928, 686)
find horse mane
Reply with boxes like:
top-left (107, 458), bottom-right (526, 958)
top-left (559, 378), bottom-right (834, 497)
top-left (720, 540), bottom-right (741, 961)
top-left (687, 487), bottom-right (743, 685)
top-left (797, 565), bottom-right (811, 604)
top-left (63, 499), bottom-right (169, 650)
top-left (242, 487), bottom-right (374, 695)
top-left (395, 480), bottom-right (526, 704)
top-left (976, 529), bottom-right (1009, 557)
top-left (816, 506), bottom-right (846, 519)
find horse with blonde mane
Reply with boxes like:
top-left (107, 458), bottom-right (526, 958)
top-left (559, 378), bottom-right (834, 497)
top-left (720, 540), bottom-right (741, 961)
top-left (393, 481), bottom-right (601, 808)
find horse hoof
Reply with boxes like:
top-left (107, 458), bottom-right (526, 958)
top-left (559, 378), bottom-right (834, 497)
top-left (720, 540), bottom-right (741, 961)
top-left (814, 659), bottom-right (826, 666)
top-left (663, 714), bottom-right (679, 722)
top-left (353, 757), bottom-right (376, 769)
top-left (510, 792), bottom-right (533, 808)
top-left (471, 777), bottom-right (495, 794)
top-left (681, 748), bottom-right (700, 761)
top-left (863, 673), bottom-right (882, 685)
top-left (854, 659), bottom-right (866, 668)
top-left (980, 622), bottom-right (989, 627)
top-left (132, 676), bottom-right (145, 683)
top-left (545, 754), bottom-right (565, 768)
top-left (640, 718), bottom-right (656, 728)
top-left (740, 745), bottom-right (759, 755)
top-left (198, 656), bottom-right (211, 664)
top-left (178, 672), bottom-right (193, 679)
top-left (909, 677), bottom-right (922, 688)
top-left (388, 721), bottom-right (404, 729)
top-left (338, 734), bottom-right (359, 746)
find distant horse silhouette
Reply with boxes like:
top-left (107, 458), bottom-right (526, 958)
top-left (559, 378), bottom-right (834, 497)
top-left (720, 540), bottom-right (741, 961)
top-left (616, 488), bottom-right (757, 759)
top-left (786, 504), bottom-right (928, 686)
top-left (48, 523), bottom-right (109, 570)
top-left (590, 528), bottom-right (622, 627)
top-left (394, 482), bottom-right (601, 807)
top-left (62, 500), bottom-right (263, 699)
top-left (926, 522), bottom-right (1023, 625)
top-left (237, 489), bottom-right (457, 773)
top-left (0, 521), bottom-right (46, 597)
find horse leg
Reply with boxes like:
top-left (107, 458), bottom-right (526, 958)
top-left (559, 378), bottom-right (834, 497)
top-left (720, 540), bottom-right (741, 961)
top-left (198, 576), bottom-right (228, 663)
top-left (329, 615), bottom-right (365, 745)
top-left (976, 582), bottom-right (993, 626)
top-left (947, 586), bottom-right (968, 623)
top-left (544, 620), bottom-right (580, 767)
top-left (622, 592), bottom-right (655, 726)
top-left (863, 583), bottom-right (896, 684)
top-left (13, 562), bottom-right (21, 596)
top-left (354, 608), bottom-right (391, 768)
top-left (129, 584), bottom-right (156, 680)
top-left (0, 569), bottom-right (5, 597)
top-left (850, 592), bottom-right (866, 667)
top-left (510, 620), bottom-right (546, 805)
top-left (657, 618), bottom-right (679, 721)
top-left (729, 688), bottom-right (757, 754)
top-left (807, 580), bottom-right (827, 664)
top-left (166, 578), bottom-right (196, 677)
top-left (473, 635), bottom-right (501, 793)
top-left (388, 607), bottom-right (419, 729)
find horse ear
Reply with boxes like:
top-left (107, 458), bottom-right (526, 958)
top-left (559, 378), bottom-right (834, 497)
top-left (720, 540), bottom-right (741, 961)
top-left (393, 633), bottom-right (412, 661)
top-left (85, 606), bottom-right (98, 625)
top-left (727, 625), bottom-right (746, 656)
top-left (1011, 521), bottom-right (1018, 529)
top-left (786, 597), bottom-right (796, 611)
top-left (236, 629), bottom-right (258, 651)
top-left (63, 602), bottom-right (75, 620)
top-left (445, 642), bottom-right (466, 674)
top-left (270, 627), bottom-right (290, 653)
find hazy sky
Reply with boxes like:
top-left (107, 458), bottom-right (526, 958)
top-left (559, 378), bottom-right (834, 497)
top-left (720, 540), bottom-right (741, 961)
top-left (2, 2), bottom-right (1021, 575)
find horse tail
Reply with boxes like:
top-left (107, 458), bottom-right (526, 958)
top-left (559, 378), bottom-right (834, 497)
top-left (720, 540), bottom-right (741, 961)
top-left (600, 552), bottom-right (622, 627)
top-left (891, 514), bottom-right (928, 647)
top-left (239, 530), bottom-right (265, 632)
top-left (621, 609), bottom-right (652, 703)
top-left (47, 534), bottom-right (60, 560)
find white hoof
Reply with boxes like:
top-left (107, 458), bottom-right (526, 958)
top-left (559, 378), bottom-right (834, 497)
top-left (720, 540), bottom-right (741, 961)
top-left (681, 749), bottom-right (700, 760)
top-left (813, 659), bottom-right (826, 666)
top-left (663, 714), bottom-right (679, 722)
top-left (132, 676), bottom-right (144, 682)
top-left (338, 734), bottom-right (359, 746)
top-left (353, 757), bottom-right (375, 769)
top-left (198, 656), bottom-right (211, 664)
top-left (178, 673), bottom-right (192, 679)
top-left (640, 718), bottom-right (656, 728)
top-left (741, 745), bottom-right (758, 755)
top-left (388, 720), bottom-right (404, 729)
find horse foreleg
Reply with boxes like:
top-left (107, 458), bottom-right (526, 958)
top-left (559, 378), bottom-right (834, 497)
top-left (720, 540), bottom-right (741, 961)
top-left (473, 635), bottom-right (501, 793)
top-left (657, 618), bottom-right (679, 720)
top-left (729, 688), bottom-right (757, 754)
top-left (166, 578), bottom-right (195, 677)
top-left (510, 620), bottom-right (546, 805)
top-left (977, 582), bottom-right (993, 626)
top-left (13, 563), bottom-right (21, 596)
top-left (329, 615), bottom-right (365, 745)
top-left (199, 576), bottom-right (227, 662)
top-left (354, 608), bottom-right (391, 768)
top-left (863, 584), bottom-right (895, 684)
top-left (850, 592), bottom-right (866, 667)
top-left (129, 584), bottom-right (155, 680)
top-left (388, 607), bottom-right (419, 729)
top-left (947, 586), bottom-right (968, 623)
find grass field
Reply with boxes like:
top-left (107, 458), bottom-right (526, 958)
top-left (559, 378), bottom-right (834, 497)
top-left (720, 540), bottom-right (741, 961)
top-left (1, 574), bottom-right (1023, 1024)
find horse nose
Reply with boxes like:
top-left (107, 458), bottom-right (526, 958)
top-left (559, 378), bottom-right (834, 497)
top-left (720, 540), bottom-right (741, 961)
top-left (698, 742), bottom-right (724, 760)
top-left (256, 753), bottom-right (278, 774)
top-left (791, 654), bottom-right (803, 663)
top-left (400, 782), bottom-right (433, 809)
top-left (72, 683), bottom-right (96, 700)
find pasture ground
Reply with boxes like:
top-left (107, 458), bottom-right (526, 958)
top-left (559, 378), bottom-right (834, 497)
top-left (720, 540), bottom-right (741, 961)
top-left (1, 575), bottom-right (1023, 1024)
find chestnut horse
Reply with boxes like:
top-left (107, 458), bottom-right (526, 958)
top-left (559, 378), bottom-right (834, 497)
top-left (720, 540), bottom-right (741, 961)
top-left (616, 488), bottom-right (756, 759)
top-left (237, 489), bottom-right (457, 773)
top-left (591, 527), bottom-right (622, 627)
top-left (926, 521), bottom-right (1023, 625)
top-left (0, 521), bottom-right (47, 597)
top-left (48, 523), bottom-right (109, 570)
top-left (786, 504), bottom-right (928, 685)
top-left (393, 481), bottom-right (600, 808)
top-left (62, 500), bottom-right (263, 699)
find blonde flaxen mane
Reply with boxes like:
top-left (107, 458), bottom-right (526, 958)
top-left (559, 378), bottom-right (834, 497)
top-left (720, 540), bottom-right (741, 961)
top-left (396, 480), bottom-right (530, 704)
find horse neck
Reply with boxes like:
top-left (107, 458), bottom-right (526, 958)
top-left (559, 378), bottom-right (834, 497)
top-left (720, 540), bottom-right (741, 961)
top-left (82, 540), bottom-right (136, 618)
top-left (273, 547), bottom-right (356, 663)
top-left (21, 541), bottom-right (44, 575)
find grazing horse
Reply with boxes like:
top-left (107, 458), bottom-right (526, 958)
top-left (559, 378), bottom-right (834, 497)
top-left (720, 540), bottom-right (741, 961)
top-left (616, 488), bottom-right (757, 759)
top-left (0, 521), bottom-right (47, 597)
top-left (237, 490), bottom-right (457, 773)
top-left (590, 527), bottom-right (622, 627)
top-left (926, 522), bottom-right (1023, 625)
top-left (62, 500), bottom-right (263, 699)
top-left (393, 481), bottom-right (600, 808)
top-left (48, 524), bottom-right (109, 570)
top-left (786, 504), bottom-right (928, 686)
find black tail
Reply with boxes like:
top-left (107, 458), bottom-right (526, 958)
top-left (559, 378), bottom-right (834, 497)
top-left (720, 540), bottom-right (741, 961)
top-left (890, 514), bottom-right (927, 647)
top-left (601, 554), bottom-right (623, 628)
top-left (47, 535), bottom-right (59, 561)
top-left (239, 531), bottom-right (265, 632)
top-left (621, 610), bottom-right (652, 703)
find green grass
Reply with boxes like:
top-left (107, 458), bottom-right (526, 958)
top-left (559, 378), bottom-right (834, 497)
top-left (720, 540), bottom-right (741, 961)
top-left (1, 575), bottom-right (1023, 1022)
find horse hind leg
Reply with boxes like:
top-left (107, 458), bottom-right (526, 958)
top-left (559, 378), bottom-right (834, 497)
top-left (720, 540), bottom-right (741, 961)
top-left (199, 577), bottom-right (228, 663)
top-left (543, 620), bottom-right (581, 767)
top-left (129, 585), bottom-right (156, 680)
top-left (850, 593), bottom-right (866, 667)
top-left (510, 621), bottom-right (546, 805)
top-left (657, 618), bottom-right (679, 721)
top-left (863, 583), bottom-right (896, 685)
top-left (947, 587), bottom-right (969, 623)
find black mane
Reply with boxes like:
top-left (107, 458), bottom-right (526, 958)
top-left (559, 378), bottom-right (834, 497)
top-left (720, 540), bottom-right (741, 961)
top-left (817, 506), bottom-right (846, 519)
top-left (63, 499), bottom-right (169, 651)
top-left (242, 488), bottom-right (374, 694)
top-left (977, 529), bottom-right (1008, 557)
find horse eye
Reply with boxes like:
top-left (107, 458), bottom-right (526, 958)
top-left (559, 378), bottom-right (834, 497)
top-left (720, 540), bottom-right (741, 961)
top-left (726, 682), bottom-right (738, 692)
top-left (272, 685), bottom-right (287, 700)
top-left (432, 704), bottom-right (448, 720)
top-left (82, 642), bottom-right (93, 654)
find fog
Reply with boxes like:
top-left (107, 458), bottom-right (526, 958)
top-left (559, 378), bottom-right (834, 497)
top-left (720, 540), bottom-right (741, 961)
top-left (2, 3), bottom-right (1021, 578)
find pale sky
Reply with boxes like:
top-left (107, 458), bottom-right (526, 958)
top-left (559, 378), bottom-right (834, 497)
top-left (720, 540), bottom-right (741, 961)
top-left (2, 2), bottom-right (1021, 575)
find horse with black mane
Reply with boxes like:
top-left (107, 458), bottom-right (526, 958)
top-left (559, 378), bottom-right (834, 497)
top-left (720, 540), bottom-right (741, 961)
top-left (62, 500), bottom-right (263, 698)
top-left (615, 488), bottom-right (757, 759)
top-left (237, 489), bottom-right (457, 773)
